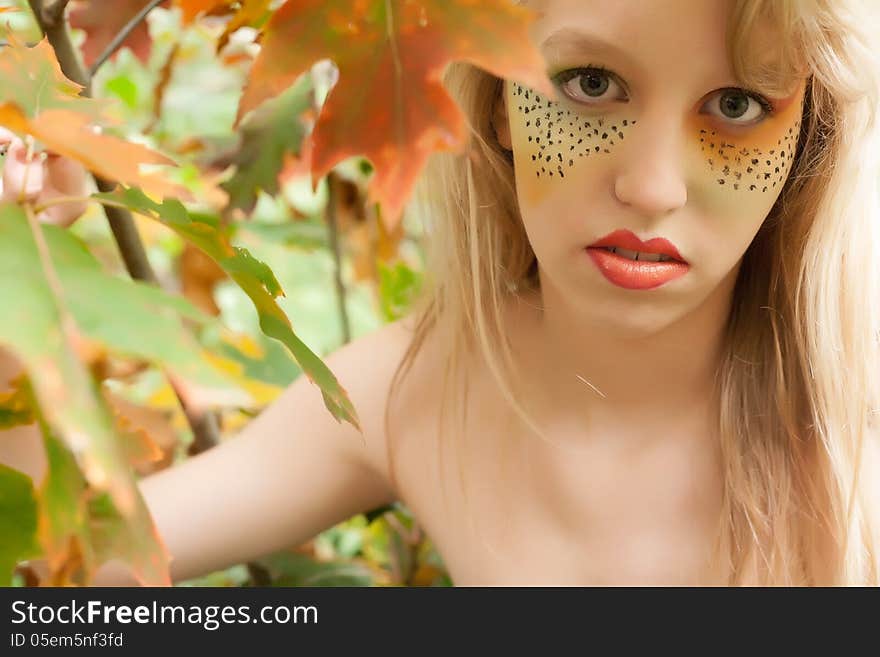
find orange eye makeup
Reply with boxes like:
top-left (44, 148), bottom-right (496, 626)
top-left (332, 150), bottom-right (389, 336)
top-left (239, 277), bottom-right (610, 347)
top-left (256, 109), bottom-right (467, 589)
top-left (691, 83), bottom-right (805, 193)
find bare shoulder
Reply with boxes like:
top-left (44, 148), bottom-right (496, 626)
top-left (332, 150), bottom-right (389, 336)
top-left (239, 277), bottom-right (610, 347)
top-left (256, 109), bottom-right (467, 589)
top-left (318, 313), bottom-right (431, 498)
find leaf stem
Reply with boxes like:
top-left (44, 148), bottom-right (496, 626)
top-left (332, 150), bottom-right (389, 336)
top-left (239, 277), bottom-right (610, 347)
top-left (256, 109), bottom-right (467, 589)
top-left (325, 171), bottom-right (351, 345)
top-left (34, 194), bottom-right (141, 216)
top-left (32, 194), bottom-right (101, 215)
top-left (23, 202), bottom-right (73, 334)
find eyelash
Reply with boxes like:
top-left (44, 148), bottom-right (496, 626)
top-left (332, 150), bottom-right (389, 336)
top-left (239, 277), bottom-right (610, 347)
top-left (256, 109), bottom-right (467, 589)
top-left (550, 65), bottom-right (776, 123)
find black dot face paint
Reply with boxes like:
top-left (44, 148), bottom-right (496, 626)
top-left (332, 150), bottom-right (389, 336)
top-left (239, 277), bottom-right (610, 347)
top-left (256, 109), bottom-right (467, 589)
top-left (691, 83), bottom-right (806, 195)
top-left (506, 78), bottom-right (806, 213)
top-left (512, 82), bottom-right (636, 180)
top-left (697, 120), bottom-right (801, 193)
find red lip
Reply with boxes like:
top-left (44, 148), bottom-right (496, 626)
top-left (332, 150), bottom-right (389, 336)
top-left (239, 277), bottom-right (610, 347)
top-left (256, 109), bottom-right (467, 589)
top-left (588, 229), bottom-right (687, 263)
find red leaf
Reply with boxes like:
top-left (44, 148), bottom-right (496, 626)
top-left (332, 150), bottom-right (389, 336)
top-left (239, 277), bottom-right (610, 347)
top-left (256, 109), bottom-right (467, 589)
top-left (238, 0), bottom-right (554, 230)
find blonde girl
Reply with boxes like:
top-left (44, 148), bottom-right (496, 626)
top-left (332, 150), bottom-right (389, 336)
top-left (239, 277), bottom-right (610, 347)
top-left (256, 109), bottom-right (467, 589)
top-left (7, 0), bottom-right (880, 585)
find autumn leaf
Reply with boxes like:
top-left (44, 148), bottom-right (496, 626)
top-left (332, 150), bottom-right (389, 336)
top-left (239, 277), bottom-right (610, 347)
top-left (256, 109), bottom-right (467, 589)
top-left (0, 204), bottom-right (149, 528)
top-left (0, 202), bottom-right (262, 584)
top-left (0, 36), bottom-right (188, 199)
top-left (34, 414), bottom-right (169, 587)
top-left (222, 0), bottom-right (270, 29)
top-left (0, 372), bottom-right (35, 429)
top-left (0, 203), bottom-right (246, 398)
top-left (35, 419), bottom-right (97, 586)
top-left (175, 0), bottom-right (231, 24)
top-left (0, 464), bottom-right (39, 586)
top-left (0, 35), bottom-right (102, 118)
top-left (238, 0), bottom-right (555, 230)
top-left (222, 74), bottom-right (312, 214)
top-left (0, 370), bottom-right (165, 587)
top-left (0, 103), bottom-right (186, 199)
top-left (103, 389), bottom-right (178, 476)
top-left (175, 0), bottom-right (268, 31)
top-left (69, 0), bottom-right (155, 68)
top-left (94, 187), bottom-right (361, 430)
top-left (180, 242), bottom-right (227, 315)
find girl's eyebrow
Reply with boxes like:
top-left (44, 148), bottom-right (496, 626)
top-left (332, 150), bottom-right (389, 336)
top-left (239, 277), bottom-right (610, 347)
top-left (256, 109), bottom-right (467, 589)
top-left (540, 27), bottom-right (645, 76)
top-left (540, 26), bottom-right (738, 90)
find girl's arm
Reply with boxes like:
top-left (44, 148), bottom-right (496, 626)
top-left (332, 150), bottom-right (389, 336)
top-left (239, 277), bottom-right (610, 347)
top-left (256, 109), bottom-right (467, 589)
top-left (91, 320), bottom-right (406, 586)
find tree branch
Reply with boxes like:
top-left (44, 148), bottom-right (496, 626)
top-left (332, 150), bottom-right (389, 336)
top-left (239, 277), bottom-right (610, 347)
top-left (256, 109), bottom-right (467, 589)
top-left (37, 0), bottom-right (71, 29)
top-left (89, 0), bottom-right (169, 77)
top-left (29, 0), bottom-right (158, 283)
top-left (325, 171), bottom-right (352, 345)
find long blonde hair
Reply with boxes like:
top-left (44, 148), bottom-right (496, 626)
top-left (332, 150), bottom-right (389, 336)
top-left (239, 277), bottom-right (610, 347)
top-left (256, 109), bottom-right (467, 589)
top-left (386, 0), bottom-right (880, 585)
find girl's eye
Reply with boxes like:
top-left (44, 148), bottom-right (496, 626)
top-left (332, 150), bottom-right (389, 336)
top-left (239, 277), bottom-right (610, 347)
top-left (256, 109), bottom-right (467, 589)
top-left (703, 89), bottom-right (774, 125)
top-left (551, 66), bottom-right (627, 105)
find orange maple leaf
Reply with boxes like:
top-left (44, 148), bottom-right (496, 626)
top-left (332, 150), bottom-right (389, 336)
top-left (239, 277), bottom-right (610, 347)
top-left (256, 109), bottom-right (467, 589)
top-left (175, 0), bottom-right (270, 52)
top-left (237, 0), bottom-right (555, 231)
top-left (175, 0), bottom-right (232, 24)
top-left (0, 103), bottom-right (187, 199)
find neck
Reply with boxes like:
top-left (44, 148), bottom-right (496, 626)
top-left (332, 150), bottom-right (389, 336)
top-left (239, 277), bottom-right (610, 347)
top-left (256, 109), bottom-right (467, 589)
top-left (509, 265), bottom-right (739, 437)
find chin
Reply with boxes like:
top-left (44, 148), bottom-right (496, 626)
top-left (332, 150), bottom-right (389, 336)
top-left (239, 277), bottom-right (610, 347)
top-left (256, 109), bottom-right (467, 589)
top-left (598, 309), bottom-right (681, 340)
top-left (574, 290), bottom-right (684, 339)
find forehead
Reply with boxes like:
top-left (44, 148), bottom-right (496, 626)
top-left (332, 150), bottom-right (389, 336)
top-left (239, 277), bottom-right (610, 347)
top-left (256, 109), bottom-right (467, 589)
top-left (526, 0), bottom-right (752, 90)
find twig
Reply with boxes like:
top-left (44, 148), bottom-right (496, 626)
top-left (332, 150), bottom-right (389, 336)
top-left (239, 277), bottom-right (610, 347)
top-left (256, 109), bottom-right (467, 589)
top-left (94, 178), bottom-right (159, 284)
top-left (325, 171), bottom-right (352, 344)
top-left (308, 76), bottom-right (352, 345)
top-left (166, 374), bottom-right (220, 457)
top-left (37, 0), bottom-right (70, 29)
top-left (89, 0), bottom-right (169, 77)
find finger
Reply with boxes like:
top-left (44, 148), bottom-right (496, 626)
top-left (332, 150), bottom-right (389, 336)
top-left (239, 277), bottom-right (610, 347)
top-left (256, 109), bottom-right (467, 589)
top-left (37, 154), bottom-right (89, 227)
top-left (37, 185), bottom-right (89, 228)
top-left (44, 153), bottom-right (89, 197)
top-left (1, 139), bottom-right (44, 202)
top-left (36, 202), bottom-right (89, 227)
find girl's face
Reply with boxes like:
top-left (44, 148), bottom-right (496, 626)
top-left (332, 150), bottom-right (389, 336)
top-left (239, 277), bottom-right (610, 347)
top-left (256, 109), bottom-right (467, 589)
top-left (497, 0), bottom-right (806, 335)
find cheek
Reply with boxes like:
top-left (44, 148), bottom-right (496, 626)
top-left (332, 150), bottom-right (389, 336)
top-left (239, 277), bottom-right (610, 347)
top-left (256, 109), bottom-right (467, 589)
top-left (691, 119), bottom-right (801, 198)
top-left (508, 82), bottom-right (636, 206)
top-left (690, 86), bottom-right (805, 196)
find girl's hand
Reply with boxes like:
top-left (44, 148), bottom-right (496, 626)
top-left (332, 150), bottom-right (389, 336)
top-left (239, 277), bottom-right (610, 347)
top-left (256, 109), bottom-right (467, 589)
top-left (0, 127), bottom-right (89, 227)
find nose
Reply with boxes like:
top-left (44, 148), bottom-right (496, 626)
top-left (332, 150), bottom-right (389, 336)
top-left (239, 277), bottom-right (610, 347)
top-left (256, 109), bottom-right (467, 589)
top-left (612, 112), bottom-right (688, 217)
